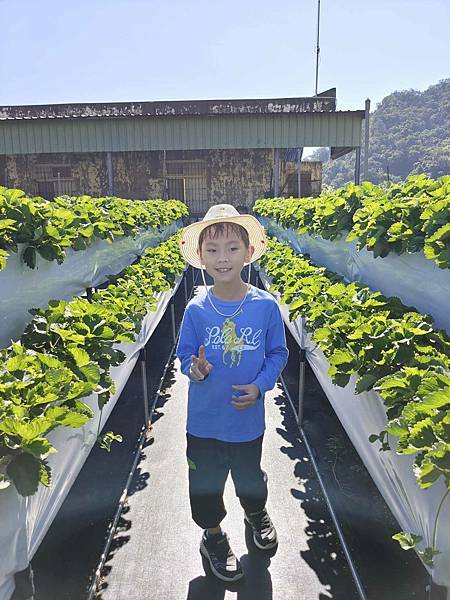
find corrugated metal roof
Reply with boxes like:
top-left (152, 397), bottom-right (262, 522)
top-left (0, 111), bottom-right (365, 155)
top-left (0, 94), bottom-right (339, 121)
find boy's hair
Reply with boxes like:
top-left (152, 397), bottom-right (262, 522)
top-left (198, 222), bottom-right (250, 251)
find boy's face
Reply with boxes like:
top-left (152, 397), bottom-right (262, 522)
top-left (198, 228), bottom-right (254, 282)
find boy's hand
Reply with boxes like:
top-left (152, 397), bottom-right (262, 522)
top-left (189, 345), bottom-right (213, 381)
top-left (231, 384), bottom-right (260, 410)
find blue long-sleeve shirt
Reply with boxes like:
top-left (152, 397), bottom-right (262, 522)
top-left (176, 285), bottom-right (289, 442)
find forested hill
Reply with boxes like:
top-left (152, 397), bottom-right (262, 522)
top-left (309, 78), bottom-right (450, 187)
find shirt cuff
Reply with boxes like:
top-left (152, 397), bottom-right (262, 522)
top-left (251, 377), bottom-right (267, 401)
top-left (189, 370), bottom-right (209, 382)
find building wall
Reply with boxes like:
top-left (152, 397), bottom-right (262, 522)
top-left (113, 151), bottom-right (164, 199)
top-left (1, 150), bottom-right (322, 208)
top-left (4, 152), bottom-right (108, 197)
top-left (71, 154), bottom-right (108, 197)
top-left (0, 155), bottom-right (5, 187)
top-left (5, 155), bottom-right (36, 193)
top-left (208, 149), bottom-right (272, 208)
top-left (282, 160), bottom-right (322, 197)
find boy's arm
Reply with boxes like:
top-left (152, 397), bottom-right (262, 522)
top-left (176, 307), bottom-right (204, 380)
top-left (251, 302), bottom-right (289, 399)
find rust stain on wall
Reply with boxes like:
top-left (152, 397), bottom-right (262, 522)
top-left (1, 149), bottom-right (322, 205)
top-left (71, 154), bottom-right (107, 197)
top-left (209, 149), bottom-right (272, 207)
top-left (113, 151), bottom-right (163, 199)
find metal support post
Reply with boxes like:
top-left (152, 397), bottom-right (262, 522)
top-left (170, 296), bottom-right (176, 344)
top-left (273, 148), bottom-right (280, 196)
top-left (184, 273), bottom-right (188, 305)
top-left (363, 99), bottom-right (370, 182)
top-left (315, 0), bottom-right (321, 96)
top-left (106, 151), bottom-right (114, 196)
top-left (162, 149), bottom-right (168, 200)
top-left (354, 147), bottom-right (361, 185)
top-left (298, 348), bottom-right (306, 426)
top-left (139, 348), bottom-right (150, 427)
top-left (14, 564), bottom-right (35, 600)
top-left (297, 147), bottom-right (304, 197)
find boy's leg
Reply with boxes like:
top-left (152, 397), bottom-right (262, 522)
top-left (186, 433), bottom-right (229, 529)
top-left (229, 434), bottom-right (268, 514)
top-left (186, 433), bottom-right (244, 582)
top-left (230, 434), bottom-right (277, 550)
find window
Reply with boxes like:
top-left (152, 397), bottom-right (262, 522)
top-left (165, 159), bottom-right (207, 215)
top-left (32, 164), bottom-right (76, 198)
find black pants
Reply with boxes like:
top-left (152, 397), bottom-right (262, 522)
top-left (186, 432), bottom-right (268, 529)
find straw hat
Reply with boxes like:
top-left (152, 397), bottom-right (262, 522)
top-left (179, 204), bottom-right (267, 269)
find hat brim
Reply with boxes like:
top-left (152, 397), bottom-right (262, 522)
top-left (179, 215), bottom-right (268, 269)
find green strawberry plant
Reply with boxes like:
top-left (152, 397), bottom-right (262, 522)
top-left (259, 236), bottom-right (450, 566)
top-left (0, 232), bottom-right (186, 496)
top-left (0, 186), bottom-right (188, 270)
top-left (254, 174), bottom-right (450, 268)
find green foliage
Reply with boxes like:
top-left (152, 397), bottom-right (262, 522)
top-left (319, 78), bottom-right (450, 187)
top-left (259, 237), bottom-right (450, 492)
top-left (0, 188), bottom-right (188, 271)
top-left (98, 431), bottom-right (123, 452)
top-left (254, 174), bottom-right (450, 268)
top-left (0, 232), bottom-right (186, 496)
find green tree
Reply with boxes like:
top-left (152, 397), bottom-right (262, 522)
top-left (317, 79), bottom-right (450, 187)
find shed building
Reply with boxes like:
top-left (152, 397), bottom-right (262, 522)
top-left (0, 89), bottom-right (365, 217)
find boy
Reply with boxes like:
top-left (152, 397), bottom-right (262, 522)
top-left (176, 204), bottom-right (289, 583)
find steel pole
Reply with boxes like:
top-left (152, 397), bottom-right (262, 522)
top-left (363, 99), bottom-right (370, 182)
top-left (354, 147), bottom-right (361, 185)
top-left (298, 348), bottom-right (306, 426)
top-left (106, 151), bottom-right (114, 195)
top-left (315, 0), bottom-right (321, 95)
top-left (273, 148), bottom-right (280, 196)
top-left (163, 149), bottom-right (167, 200)
top-left (297, 147), bottom-right (304, 197)
top-left (140, 348), bottom-right (150, 426)
top-left (170, 297), bottom-right (176, 344)
top-left (184, 272), bottom-right (188, 304)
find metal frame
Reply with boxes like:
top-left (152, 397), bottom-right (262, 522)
top-left (363, 99), bottom-right (370, 182)
top-left (354, 147), bottom-right (362, 185)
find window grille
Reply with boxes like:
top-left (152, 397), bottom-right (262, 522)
top-left (165, 159), bottom-right (207, 215)
top-left (32, 164), bottom-right (76, 198)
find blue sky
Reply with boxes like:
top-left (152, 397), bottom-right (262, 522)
top-left (1, 0), bottom-right (448, 112)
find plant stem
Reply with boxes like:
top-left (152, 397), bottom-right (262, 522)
top-left (432, 487), bottom-right (450, 551)
top-left (96, 402), bottom-right (104, 440)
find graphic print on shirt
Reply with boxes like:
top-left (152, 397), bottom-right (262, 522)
top-left (204, 310), bottom-right (263, 368)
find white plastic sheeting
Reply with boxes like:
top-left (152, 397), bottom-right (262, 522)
top-left (0, 220), bottom-right (181, 348)
top-left (0, 274), bottom-right (183, 600)
top-left (257, 265), bottom-right (450, 592)
top-left (259, 216), bottom-right (450, 335)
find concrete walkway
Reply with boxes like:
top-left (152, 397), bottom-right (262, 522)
top-left (97, 358), bottom-right (359, 600)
